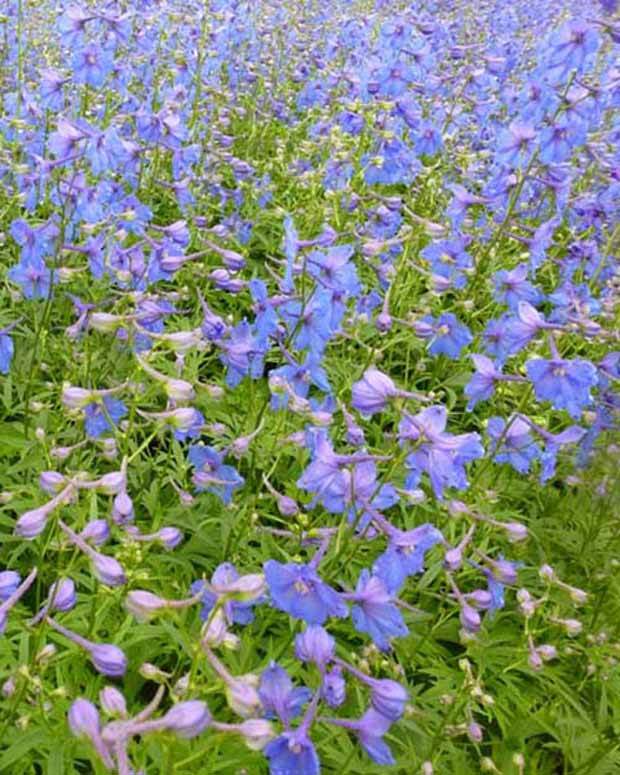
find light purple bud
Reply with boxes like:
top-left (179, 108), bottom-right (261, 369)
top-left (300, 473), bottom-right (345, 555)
top-left (163, 700), bottom-right (211, 738)
top-left (0, 571), bottom-right (20, 602)
top-left (444, 546), bottom-right (463, 571)
top-left (277, 495), bottom-right (299, 517)
top-left (460, 604), bottom-right (481, 633)
top-left (489, 559), bottom-right (518, 585)
top-left (62, 386), bottom-right (94, 409)
top-left (157, 526), bottom-right (183, 549)
top-left (466, 589), bottom-right (493, 610)
top-left (99, 686), bottom-right (127, 718)
top-left (14, 505), bottom-right (50, 539)
top-left (92, 553), bottom-right (126, 587)
top-left (48, 578), bottom-right (76, 612)
top-left (322, 666), bottom-right (346, 707)
top-left (89, 643), bottom-right (127, 677)
top-left (375, 312), bottom-right (392, 333)
top-left (351, 368), bottom-right (398, 416)
top-left (112, 491), bottom-right (134, 524)
top-left (80, 519), bottom-right (110, 546)
top-left (125, 591), bottom-right (167, 622)
top-left (68, 699), bottom-right (101, 739)
top-left (96, 470), bottom-right (126, 495)
top-left (295, 625), bottom-right (335, 667)
top-left (504, 522), bottom-right (528, 542)
top-left (370, 678), bottom-right (408, 721)
top-left (467, 722), bottom-right (483, 743)
top-left (39, 471), bottom-right (67, 494)
top-left (537, 644), bottom-right (557, 661)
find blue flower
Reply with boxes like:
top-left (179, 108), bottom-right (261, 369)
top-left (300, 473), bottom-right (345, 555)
top-left (350, 570), bottom-right (408, 651)
top-left (0, 333), bottom-right (14, 375)
top-left (493, 264), bottom-right (543, 310)
top-left (464, 355), bottom-right (501, 410)
top-left (373, 523), bottom-right (443, 594)
top-left (8, 256), bottom-right (53, 300)
top-left (188, 445), bottom-right (244, 504)
top-left (191, 563), bottom-right (257, 626)
top-left (258, 662), bottom-right (312, 726)
top-left (487, 416), bottom-right (541, 474)
top-left (264, 560), bottom-right (347, 625)
top-left (526, 358), bottom-right (598, 418)
top-left (416, 313), bottom-right (472, 359)
top-left (264, 730), bottom-right (320, 775)
top-left (84, 397), bottom-right (127, 439)
top-left (399, 406), bottom-right (484, 498)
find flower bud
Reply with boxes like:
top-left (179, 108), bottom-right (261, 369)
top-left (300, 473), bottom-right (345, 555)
top-left (460, 604), bottom-right (481, 633)
top-left (92, 553), bottom-right (126, 587)
top-left (111, 491), bottom-right (134, 524)
top-left (89, 644), bottom-right (127, 677)
top-left (14, 505), bottom-right (51, 539)
top-left (236, 719), bottom-right (275, 750)
top-left (370, 678), bottom-right (408, 721)
top-left (48, 578), bottom-right (76, 612)
top-left (504, 522), bottom-right (528, 542)
top-left (139, 663), bottom-right (170, 682)
top-left (39, 471), bottom-right (67, 494)
top-left (467, 722), bottom-right (483, 743)
top-left (164, 378), bottom-right (195, 402)
top-left (96, 470), bottom-right (126, 495)
top-left (0, 571), bottom-right (20, 601)
top-left (80, 519), bottom-right (110, 546)
top-left (225, 675), bottom-right (261, 718)
top-left (100, 686), bottom-right (127, 718)
top-left (295, 626), bottom-right (335, 668)
top-left (62, 386), bottom-right (94, 409)
top-left (157, 526), bottom-right (183, 549)
top-left (163, 701), bottom-right (211, 738)
top-left (68, 699), bottom-right (101, 739)
top-left (322, 666), bottom-right (346, 707)
top-left (125, 591), bottom-right (168, 622)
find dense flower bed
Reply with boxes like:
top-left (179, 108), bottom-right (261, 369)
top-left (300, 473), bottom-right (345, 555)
top-left (0, 0), bottom-right (619, 773)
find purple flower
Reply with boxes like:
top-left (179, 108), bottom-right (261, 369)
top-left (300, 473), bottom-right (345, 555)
top-left (264, 561), bottom-right (347, 625)
top-left (399, 406), bottom-right (484, 498)
top-left (84, 396), bottom-right (127, 439)
top-left (264, 729), bottom-right (320, 775)
top-left (258, 662), bottom-right (312, 726)
top-left (188, 445), bottom-right (244, 504)
top-left (416, 313), bottom-right (472, 359)
top-left (163, 701), bottom-right (211, 738)
top-left (350, 571), bottom-right (408, 651)
top-left (493, 264), bottom-right (543, 310)
top-left (295, 625), bottom-right (336, 668)
top-left (487, 416), bottom-right (541, 473)
top-left (8, 256), bottom-right (52, 300)
top-left (351, 368), bottom-right (399, 416)
top-left (322, 666), bottom-right (346, 707)
top-left (191, 563), bottom-right (258, 626)
top-left (526, 358), bottom-right (598, 418)
top-left (373, 523), bottom-right (443, 594)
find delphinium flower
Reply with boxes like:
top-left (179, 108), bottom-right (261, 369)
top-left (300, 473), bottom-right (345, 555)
top-left (487, 415), bottom-right (542, 474)
top-left (0, 568), bottom-right (38, 635)
top-left (59, 520), bottom-right (126, 587)
top-left (345, 570), bottom-right (408, 651)
top-left (398, 405), bottom-right (484, 498)
top-left (188, 445), bottom-right (245, 504)
top-left (264, 560), bottom-right (347, 625)
top-left (464, 354), bottom-right (527, 410)
top-left (526, 356), bottom-right (598, 418)
top-left (351, 367), bottom-right (426, 417)
top-left (45, 617), bottom-right (127, 677)
top-left (414, 313), bottom-right (473, 359)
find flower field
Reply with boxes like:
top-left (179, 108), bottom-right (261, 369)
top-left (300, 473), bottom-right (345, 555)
top-left (1, 0), bottom-right (619, 773)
